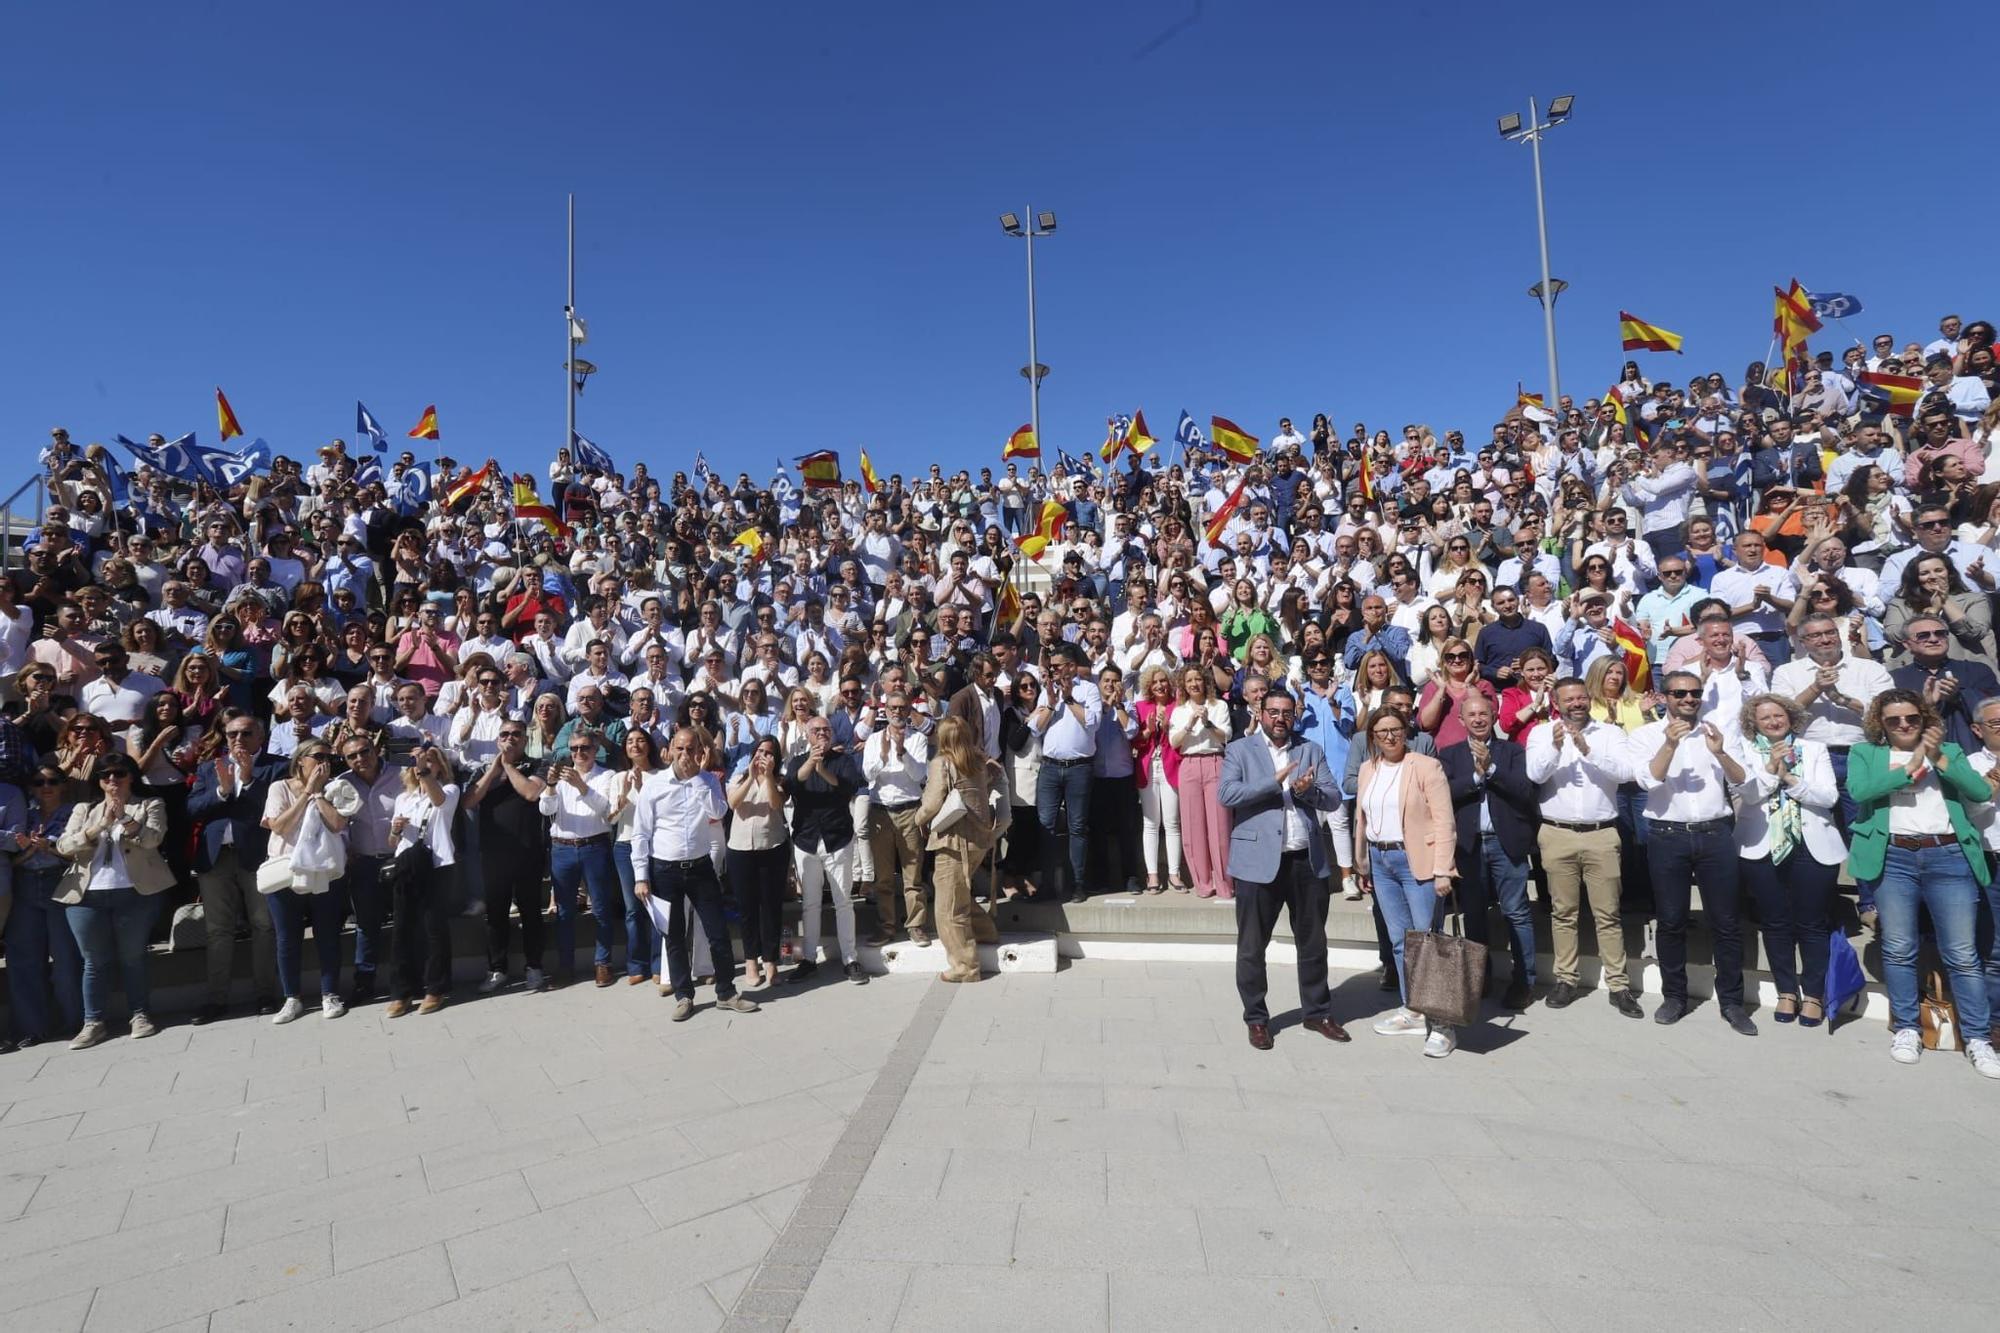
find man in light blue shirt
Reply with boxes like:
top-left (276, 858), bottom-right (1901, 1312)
top-left (1633, 556), bottom-right (1704, 670)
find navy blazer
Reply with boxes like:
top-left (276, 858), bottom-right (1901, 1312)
top-left (1218, 734), bottom-right (1340, 885)
top-left (1438, 737), bottom-right (1538, 865)
top-left (187, 756), bottom-right (290, 871)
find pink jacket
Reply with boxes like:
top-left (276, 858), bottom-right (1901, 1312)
top-left (1134, 699), bottom-right (1180, 790)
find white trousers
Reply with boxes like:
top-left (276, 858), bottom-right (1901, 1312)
top-left (795, 841), bottom-right (857, 966)
top-left (1139, 753), bottom-right (1182, 880)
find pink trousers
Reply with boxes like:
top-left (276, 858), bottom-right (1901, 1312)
top-left (1176, 753), bottom-right (1232, 899)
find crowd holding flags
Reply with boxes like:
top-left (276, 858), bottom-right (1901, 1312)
top-left (1619, 311), bottom-right (1684, 354)
top-left (1203, 473), bottom-right (1249, 548)
top-left (1015, 499), bottom-right (1067, 559)
top-left (1611, 618), bottom-right (1652, 692)
top-left (731, 526), bottom-right (767, 561)
top-left (1771, 279), bottom-right (1823, 394)
top-left (1858, 369), bottom-right (1923, 418)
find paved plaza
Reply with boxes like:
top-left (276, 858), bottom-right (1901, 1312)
top-left (0, 960), bottom-right (1995, 1332)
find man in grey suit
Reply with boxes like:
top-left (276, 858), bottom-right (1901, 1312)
top-left (1219, 688), bottom-right (1350, 1050)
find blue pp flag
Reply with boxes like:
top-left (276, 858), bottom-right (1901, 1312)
top-left (1175, 410), bottom-right (1206, 454)
top-left (570, 433), bottom-right (614, 475)
top-left (214, 437), bottom-right (272, 486)
top-left (395, 465), bottom-right (431, 514)
top-left (1824, 929), bottom-right (1867, 1023)
top-left (354, 455), bottom-right (382, 487)
top-left (1807, 291), bottom-right (1863, 320)
top-left (357, 401), bottom-right (389, 452)
top-left (98, 450), bottom-right (130, 507)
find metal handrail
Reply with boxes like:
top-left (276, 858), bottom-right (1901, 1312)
top-left (1, 473), bottom-right (47, 569)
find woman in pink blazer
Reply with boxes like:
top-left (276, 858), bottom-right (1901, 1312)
top-left (1133, 666), bottom-right (1186, 894)
top-left (1352, 705), bottom-right (1460, 1056)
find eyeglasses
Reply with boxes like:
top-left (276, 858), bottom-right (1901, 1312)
top-left (1658, 568), bottom-right (1687, 578)
top-left (1911, 630), bottom-right (1948, 641)
top-left (497, 730), bottom-right (526, 739)
top-left (1917, 519), bottom-right (1952, 530)
top-left (1882, 713), bottom-right (1921, 727)
top-left (1443, 652), bottom-right (1471, 662)
top-left (1371, 726), bottom-right (1407, 738)
top-left (224, 728), bottom-right (259, 739)
top-left (97, 771), bottom-right (132, 782)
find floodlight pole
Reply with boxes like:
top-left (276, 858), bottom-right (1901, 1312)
top-left (1024, 211), bottom-right (1041, 451)
top-left (565, 194), bottom-right (577, 463)
top-left (1503, 99), bottom-right (1567, 414)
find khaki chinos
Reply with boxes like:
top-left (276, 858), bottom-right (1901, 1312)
top-left (867, 803), bottom-right (930, 937)
top-left (1537, 822), bottom-right (1629, 991)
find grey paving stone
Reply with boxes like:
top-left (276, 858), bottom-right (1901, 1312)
top-left (1431, 1157), bottom-right (1653, 1222)
top-left (83, 1222), bottom-right (333, 1332)
top-left (1196, 1204), bottom-right (1410, 1278)
top-left (122, 1140), bottom-right (329, 1230)
top-left (445, 1184), bottom-right (656, 1294)
top-left (633, 1126), bottom-right (837, 1230)
top-left (823, 1197), bottom-right (1017, 1267)
top-left (223, 1158), bottom-right (429, 1251)
top-left (852, 1144), bottom-right (950, 1199)
top-left (787, 1258), bottom-right (913, 1333)
top-left (675, 1089), bottom-right (845, 1158)
top-left (521, 1122), bottom-right (705, 1210)
top-left (208, 1242), bottom-right (457, 1333)
top-left (571, 1199), bottom-right (775, 1319)
top-left (1110, 1272), bottom-right (1324, 1331)
top-left (878, 1104), bottom-right (1033, 1151)
top-left (1269, 1152), bottom-right (1465, 1217)
top-left (1103, 1148), bottom-right (1280, 1210)
top-left (2, 1205), bottom-right (224, 1314)
top-left (3, 1289), bottom-right (93, 1333)
top-left (1009, 1201), bottom-right (1203, 1274)
top-left (937, 1147), bottom-right (1106, 1205)
top-left (1028, 1106), bottom-right (1181, 1153)
top-left (896, 1264), bottom-right (1108, 1330)
top-left (1321, 1279), bottom-right (1557, 1331)
top-left (372, 1261), bottom-right (597, 1333)
top-left (332, 1170), bottom-right (541, 1272)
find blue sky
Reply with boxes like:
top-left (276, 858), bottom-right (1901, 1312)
top-left (8, 2), bottom-right (1992, 490)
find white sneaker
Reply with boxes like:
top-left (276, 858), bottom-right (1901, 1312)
top-left (1342, 886), bottom-right (1363, 900)
top-left (271, 998), bottom-right (306, 1025)
top-left (1373, 1008), bottom-right (1425, 1037)
top-left (321, 994), bottom-right (347, 1020)
top-left (478, 971), bottom-right (508, 994)
top-left (1967, 1039), bottom-right (2000, 1080)
top-left (1422, 1026), bottom-right (1456, 1059)
top-left (1889, 1029), bottom-right (1922, 1065)
top-left (525, 968), bottom-right (548, 993)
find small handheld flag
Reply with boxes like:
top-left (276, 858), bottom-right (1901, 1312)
top-left (1858, 370), bottom-right (1923, 419)
top-left (215, 388), bottom-right (243, 442)
top-left (1003, 424), bottom-right (1039, 459)
top-left (513, 476), bottom-right (566, 541)
top-left (570, 433), bottom-right (614, 475)
top-left (859, 449), bottom-right (883, 495)
top-left (444, 459), bottom-right (496, 510)
top-left (357, 402), bottom-right (388, 452)
top-left (795, 450), bottom-right (842, 490)
top-left (1014, 499), bottom-right (1068, 559)
top-left (407, 405), bottom-right (440, 440)
top-left (1100, 413), bottom-right (1133, 463)
top-left (1126, 409), bottom-right (1157, 456)
top-left (1204, 475), bottom-right (1250, 547)
top-left (1807, 290), bottom-right (1864, 321)
top-left (732, 527), bottom-right (768, 561)
top-left (1618, 311), bottom-right (1684, 354)
top-left (395, 465), bottom-right (432, 514)
top-left (1611, 618), bottom-right (1652, 692)
top-left (1174, 411), bottom-right (1205, 454)
top-left (1211, 416), bottom-right (1259, 462)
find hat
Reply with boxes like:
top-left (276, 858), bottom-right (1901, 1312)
top-left (1577, 588), bottom-right (1612, 606)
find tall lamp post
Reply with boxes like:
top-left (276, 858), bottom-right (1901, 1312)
top-left (564, 195), bottom-right (595, 455)
top-left (999, 209), bottom-right (1056, 449)
top-left (1498, 96), bottom-right (1574, 414)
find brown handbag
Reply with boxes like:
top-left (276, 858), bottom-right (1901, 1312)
top-left (1919, 968), bottom-right (1963, 1051)
top-left (1404, 890), bottom-right (1488, 1029)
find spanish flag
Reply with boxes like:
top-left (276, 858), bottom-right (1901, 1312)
top-left (407, 405), bottom-right (440, 440)
top-left (997, 576), bottom-right (1022, 626)
top-left (512, 476), bottom-right (565, 541)
top-left (732, 526), bottom-right (767, 561)
top-left (1100, 415), bottom-right (1129, 463)
top-left (1611, 618), bottom-right (1651, 692)
top-left (1517, 384), bottom-right (1545, 409)
top-left (1126, 409), bottom-right (1156, 455)
top-left (1619, 311), bottom-right (1684, 354)
top-left (444, 459), bottom-right (495, 511)
top-left (1858, 369), bottom-right (1923, 419)
top-left (795, 450), bottom-right (842, 490)
top-left (858, 449), bottom-right (883, 495)
top-left (1203, 475), bottom-right (1249, 548)
top-left (1357, 450), bottom-right (1376, 502)
top-left (1773, 280), bottom-right (1822, 344)
top-left (1211, 416), bottom-right (1258, 462)
top-left (1003, 424), bottom-right (1039, 459)
top-left (1014, 499), bottom-right (1068, 559)
top-left (215, 388), bottom-right (243, 442)
top-left (1603, 389), bottom-right (1629, 430)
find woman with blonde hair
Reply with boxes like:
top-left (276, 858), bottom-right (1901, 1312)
top-left (917, 717), bottom-right (1006, 983)
top-left (778, 685), bottom-right (820, 758)
top-left (1170, 663), bottom-right (1234, 899)
top-left (1133, 665), bottom-right (1185, 894)
top-left (382, 742), bottom-right (460, 1015)
top-left (1415, 636), bottom-right (1498, 749)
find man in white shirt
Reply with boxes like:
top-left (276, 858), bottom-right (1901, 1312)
top-left (1271, 418), bottom-right (1306, 454)
top-left (1525, 678), bottom-right (1642, 1015)
top-left (1771, 612), bottom-right (1895, 821)
top-left (632, 729), bottom-right (759, 1019)
top-left (1710, 530), bottom-right (1797, 667)
top-left (458, 608), bottom-right (515, 667)
top-left (565, 639), bottom-right (630, 711)
top-left (521, 610), bottom-right (573, 686)
top-left (1631, 670), bottom-right (1754, 1033)
top-left (1030, 644), bottom-right (1102, 903)
top-left (80, 643), bottom-right (164, 734)
top-left (1688, 618), bottom-right (1770, 739)
top-left (1619, 439), bottom-right (1699, 560)
top-left (860, 693), bottom-right (931, 947)
top-left (538, 730), bottom-right (628, 987)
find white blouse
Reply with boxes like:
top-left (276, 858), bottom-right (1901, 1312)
top-left (1886, 751), bottom-right (1952, 836)
top-left (1360, 759), bottom-right (1407, 845)
top-left (1170, 699), bottom-right (1231, 756)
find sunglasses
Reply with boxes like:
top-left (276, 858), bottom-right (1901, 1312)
top-left (31, 776), bottom-right (66, 787)
top-left (498, 730), bottom-right (526, 739)
top-left (1666, 688), bottom-right (1702, 699)
top-left (1882, 713), bottom-right (1921, 726)
top-left (1443, 652), bottom-right (1471, 662)
top-left (97, 770), bottom-right (132, 782)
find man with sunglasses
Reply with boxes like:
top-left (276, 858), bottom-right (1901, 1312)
top-left (1890, 615), bottom-right (1998, 758)
top-left (1633, 670), bottom-right (1755, 1033)
top-left (1880, 501), bottom-right (1993, 595)
top-left (188, 711), bottom-right (287, 1023)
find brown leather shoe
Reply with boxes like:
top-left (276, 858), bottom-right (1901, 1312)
top-left (595, 964), bottom-right (614, 988)
top-left (417, 994), bottom-right (446, 1015)
top-left (626, 974), bottom-right (647, 986)
top-left (1303, 1017), bottom-right (1352, 1043)
top-left (384, 999), bottom-right (412, 1019)
top-left (1247, 1023), bottom-right (1274, 1051)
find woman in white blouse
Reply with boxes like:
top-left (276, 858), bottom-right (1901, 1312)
top-left (55, 756), bottom-right (173, 1049)
top-left (384, 743), bottom-right (461, 1016)
top-left (1170, 664), bottom-right (1234, 900)
top-left (260, 740), bottom-right (354, 1025)
top-left (537, 727), bottom-right (625, 986)
top-left (1733, 694), bottom-right (1843, 1028)
top-left (727, 735), bottom-right (791, 991)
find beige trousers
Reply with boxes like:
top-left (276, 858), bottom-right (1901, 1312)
top-left (1537, 824), bottom-right (1628, 991)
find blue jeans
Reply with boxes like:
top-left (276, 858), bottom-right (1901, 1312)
top-left (267, 887), bottom-right (346, 1000)
top-left (1873, 844), bottom-right (1991, 1036)
top-left (1984, 854), bottom-right (2000, 1004)
top-left (6, 865), bottom-right (84, 1039)
top-left (551, 839), bottom-right (623, 971)
top-left (1370, 846), bottom-right (1442, 1006)
top-left (1036, 759), bottom-right (1092, 896)
top-left (614, 843), bottom-right (655, 978)
top-left (65, 888), bottom-right (161, 1023)
top-left (1470, 833), bottom-right (1536, 990)
top-left (337, 855), bottom-right (389, 984)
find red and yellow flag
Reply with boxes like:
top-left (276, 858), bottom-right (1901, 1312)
top-left (1357, 450), bottom-right (1376, 501)
top-left (858, 449), bottom-right (882, 495)
top-left (1126, 409), bottom-right (1156, 455)
top-left (732, 526), bottom-right (767, 561)
top-left (1100, 415), bottom-right (1128, 463)
top-left (1204, 475), bottom-right (1249, 548)
top-left (1611, 618), bottom-right (1651, 692)
top-left (1211, 416), bottom-right (1258, 462)
top-left (1003, 424), bottom-right (1039, 459)
top-left (1603, 389), bottom-right (1629, 430)
top-left (215, 387), bottom-right (243, 442)
top-left (407, 405), bottom-right (440, 440)
top-left (1773, 280), bottom-right (1822, 344)
top-left (444, 459), bottom-right (495, 510)
top-left (997, 576), bottom-right (1022, 625)
top-left (1014, 499), bottom-right (1068, 559)
top-left (1517, 384), bottom-right (1545, 409)
top-left (512, 475), bottom-right (565, 540)
top-left (1619, 311), bottom-right (1684, 354)
top-left (1858, 369), bottom-right (1923, 419)
top-left (796, 450), bottom-right (842, 490)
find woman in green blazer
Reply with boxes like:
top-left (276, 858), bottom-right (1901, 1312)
top-left (1847, 689), bottom-right (1999, 1079)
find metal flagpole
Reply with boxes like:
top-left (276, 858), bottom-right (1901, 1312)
top-left (565, 194), bottom-right (576, 465)
top-left (1024, 205), bottom-right (1041, 452)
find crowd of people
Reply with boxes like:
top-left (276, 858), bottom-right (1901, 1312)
top-left (4, 312), bottom-right (2000, 1079)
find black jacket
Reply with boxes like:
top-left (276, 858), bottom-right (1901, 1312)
top-left (1438, 736), bottom-right (1538, 864)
